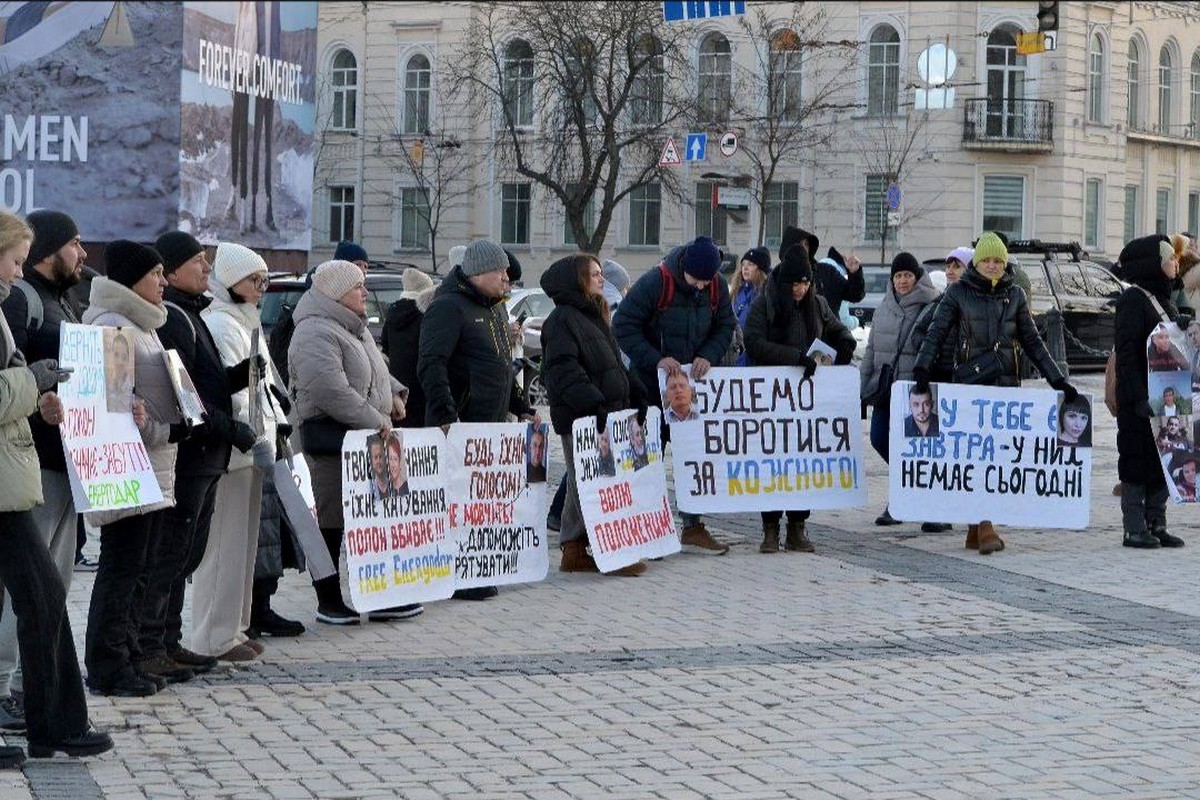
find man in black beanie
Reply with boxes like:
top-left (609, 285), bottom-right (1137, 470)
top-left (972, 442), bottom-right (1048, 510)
top-left (136, 230), bottom-right (262, 676)
top-left (0, 210), bottom-right (89, 729)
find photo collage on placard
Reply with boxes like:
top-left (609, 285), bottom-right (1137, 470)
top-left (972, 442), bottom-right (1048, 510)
top-left (1148, 322), bottom-right (1199, 501)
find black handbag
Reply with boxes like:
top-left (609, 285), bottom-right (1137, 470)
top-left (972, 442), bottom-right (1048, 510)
top-left (953, 346), bottom-right (1008, 385)
top-left (299, 417), bottom-right (349, 456)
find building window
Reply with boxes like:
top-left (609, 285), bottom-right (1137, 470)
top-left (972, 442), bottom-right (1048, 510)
top-left (1124, 185), bottom-right (1138, 244)
top-left (629, 183), bottom-right (661, 247)
top-left (330, 49), bottom-right (358, 130)
top-left (1128, 40), bottom-right (1141, 129)
top-left (631, 36), bottom-right (664, 125)
top-left (501, 183), bottom-right (531, 245)
top-left (1087, 33), bottom-right (1105, 123)
top-left (503, 40), bottom-right (535, 127)
top-left (1084, 179), bottom-right (1101, 250)
top-left (770, 30), bottom-right (802, 123)
top-left (867, 25), bottom-right (900, 116)
top-left (698, 33), bottom-right (732, 125)
top-left (1159, 45), bottom-right (1174, 134)
top-left (982, 175), bottom-right (1025, 240)
top-left (328, 186), bottom-right (355, 243)
top-left (1156, 187), bottom-right (1172, 234)
top-left (864, 173), bottom-right (897, 242)
top-left (397, 186), bottom-right (430, 251)
top-left (763, 182), bottom-right (799, 248)
top-left (1189, 191), bottom-right (1200, 235)
top-left (985, 26), bottom-right (1027, 138)
top-left (1191, 51), bottom-right (1200, 137)
top-left (562, 184), bottom-right (597, 246)
top-left (403, 54), bottom-right (432, 135)
top-left (694, 182), bottom-right (728, 245)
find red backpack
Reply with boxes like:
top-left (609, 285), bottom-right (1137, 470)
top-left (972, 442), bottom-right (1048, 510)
top-left (655, 262), bottom-right (720, 312)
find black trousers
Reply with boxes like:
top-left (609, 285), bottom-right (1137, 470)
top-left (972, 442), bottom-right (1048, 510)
top-left (230, 91), bottom-right (250, 199)
top-left (86, 510), bottom-right (163, 687)
top-left (0, 510), bottom-right (89, 742)
top-left (760, 510), bottom-right (811, 524)
top-left (138, 474), bottom-right (220, 657)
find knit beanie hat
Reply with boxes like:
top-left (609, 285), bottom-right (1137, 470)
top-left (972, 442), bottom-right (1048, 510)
top-left (312, 259), bottom-right (364, 300)
top-left (333, 240), bottom-right (369, 264)
top-left (25, 210), bottom-right (79, 267)
top-left (402, 267), bottom-right (434, 293)
top-left (213, 242), bottom-right (267, 289)
top-left (973, 232), bottom-right (1008, 264)
top-left (741, 247), bottom-right (771, 274)
top-left (104, 240), bottom-right (162, 288)
top-left (155, 231), bottom-right (204, 274)
top-left (776, 243), bottom-right (813, 285)
top-left (946, 246), bottom-right (974, 266)
top-left (601, 259), bottom-right (631, 294)
top-left (460, 239), bottom-right (508, 277)
top-left (683, 236), bottom-right (721, 281)
top-left (890, 251), bottom-right (923, 279)
top-left (447, 245), bottom-right (467, 269)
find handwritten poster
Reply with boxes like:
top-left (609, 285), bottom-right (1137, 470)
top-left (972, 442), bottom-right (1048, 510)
top-left (58, 323), bottom-right (163, 513)
top-left (342, 428), bottom-right (454, 612)
top-left (571, 408), bottom-right (679, 572)
top-left (663, 366), bottom-right (867, 513)
top-left (888, 381), bottom-right (1093, 528)
top-left (1145, 320), bottom-right (1200, 502)
top-left (446, 423), bottom-right (549, 590)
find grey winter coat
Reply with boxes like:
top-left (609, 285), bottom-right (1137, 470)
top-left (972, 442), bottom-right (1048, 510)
top-left (82, 277), bottom-right (179, 525)
top-left (0, 284), bottom-right (41, 514)
top-left (860, 272), bottom-right (940, 402)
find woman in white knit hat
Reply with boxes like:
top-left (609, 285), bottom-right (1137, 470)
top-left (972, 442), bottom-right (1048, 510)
top-left (193, 242), bottom-right (284, 661)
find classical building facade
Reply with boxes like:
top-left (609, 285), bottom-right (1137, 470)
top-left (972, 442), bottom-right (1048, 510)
top-left (311, 1), bottom-right (1200, 278)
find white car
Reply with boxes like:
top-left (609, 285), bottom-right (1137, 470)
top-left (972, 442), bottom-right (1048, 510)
top-left (505, 288), bottom-right (556, 359)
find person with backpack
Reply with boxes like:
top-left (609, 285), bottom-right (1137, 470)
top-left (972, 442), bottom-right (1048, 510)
top-left (0, 209), bottom-right (88, 731)
top-left (612, 235), bottom-right (735, 555)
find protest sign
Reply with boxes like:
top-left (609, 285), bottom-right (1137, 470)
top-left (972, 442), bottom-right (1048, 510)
top-left (57, 323), bottom-right (163, 513)
top-left (342, 428), bottom-right (454, 611)
top-left (662, 366), bottom-right (867, 513)
top-left (1145, 320), bottom-right (1200, 502)
top-left (162, 349), bottom-right (206, 426)
top-left (274, 444), bottom-right (335, 581)
top-left (571, 408), bottom-right (679, 572)
top-left (446, 423), bottom-right (550, 590)
top-left (888, 381), bottom-right (1092, 528)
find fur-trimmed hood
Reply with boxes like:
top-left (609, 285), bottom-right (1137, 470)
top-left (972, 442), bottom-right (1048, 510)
top-left (84, 276), bottom-right (168, 331)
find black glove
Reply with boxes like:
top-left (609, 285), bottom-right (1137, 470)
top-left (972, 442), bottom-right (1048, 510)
top-left (232, 420), bottom-right (257, 453)
top-left (635, 401), bottom-right (648, 428)
top-left (912, 366), bottom-right (931, 398)
top-left (797, 354), bottom-right (817, 381)
top-left (268, 383), bottom-right (292, 415)
top-left (227, 355), bottom-right (267, 393)
top-left (596, 409), bottom-right (609, 434)
top-left (169, 415), bottom-right (209, 443)
top-left (276, 422), bottom-right (293, 439)
top-left (1051, 378), bottom-right (1079, 404)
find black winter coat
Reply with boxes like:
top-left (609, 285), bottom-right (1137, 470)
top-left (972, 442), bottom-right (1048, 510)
top-left (418, 267), bottom-right (532, 425)
top-left (540, 258), bottom-right (647, 435)
top-left (0, 268), bottom-right (81, 471)
top-left (1115, 284), bottom-right (1177, 485)
top-left (909, 295), bottom-right (959, 381)
top-left (812, 259), bottom-right (866, 318)
top-left (382, 297), bottom-right (427, 428)
top-left (744, 272), bottom-right (856, 367)
top-left (914, 265), bottom-right (1065, 387)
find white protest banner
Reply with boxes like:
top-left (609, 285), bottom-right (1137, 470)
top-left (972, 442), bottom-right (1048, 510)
top-left (275, 447), bottom-right (336, 581)
top-left (57, 323), bottom-right (163, 513)
top-left (571, 407), bottom-right (678, 572)
top-left (342, 428), bottom-right (454, 611)
top-left (1144, 320), bottom-right (1200, 502)
top-left (663, 366), bottom-right (867, 513)
top-left (888, 381), bottom-right (1092, 528)
top-left (446, 422), bottom-right (550, 589)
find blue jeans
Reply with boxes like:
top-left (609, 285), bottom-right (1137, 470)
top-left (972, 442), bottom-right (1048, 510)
top-left (869, 403), bottom-right (890, 464)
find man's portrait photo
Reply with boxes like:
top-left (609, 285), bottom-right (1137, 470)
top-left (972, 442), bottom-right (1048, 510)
top-left (628, 417), bottom-right (650, 471)
top-left (662, 370), bottom-right (698, 423)
top-left (366, 433), bottom-right (391, 501)
top-left (526, 423), bottom-right (548, 483)
top-left (596, 428), bottom-right (616, 477)
top-left (904, 383), bottom-right (939, 438)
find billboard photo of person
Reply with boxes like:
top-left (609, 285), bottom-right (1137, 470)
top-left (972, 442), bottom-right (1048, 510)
top-left (662, 370), bottom-right (698, 422)
top-left (628, 416), bottom-right (649, 471)
top-left (904, 383), bottom-right (939, 438)
top-left (526, 423), bottom-right (548, 483)
top-left (366, 433), bottom-right (390, 501)
top-left (103, 327), bottom-right (135, 413)
top-left (387, 431), bottom-right (409, 496)
top-left (596, 427), bottom-right (616, 477)
top-left (1056, 395), bottom-right (1093, 447)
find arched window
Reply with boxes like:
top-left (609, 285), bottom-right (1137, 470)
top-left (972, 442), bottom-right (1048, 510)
top-left (1087, 33), bottom-right (1105, 123)
top-left (631, 35), bottom-right (664, 125)
top-left (867, 24), bottom-right (900, 116)
top-left (1128, 39), bottom-right (1142, 128)
top-left (403, 54), bottom-right (431, 134)
top-left (698, 32), bottom-right (732, 124)
top-left (1191, 51), bottom-right (1200, 136)
top-left (770, 29), bottom-right (803, 122)
top-left (330, 49), bottom-right (357, 130)
top-left (1160, 45), bottom-right (1175, 133)
top-left (503, 40), bottom-right (535, 127)
top-left (985, 26), bottom-right (1026, 137)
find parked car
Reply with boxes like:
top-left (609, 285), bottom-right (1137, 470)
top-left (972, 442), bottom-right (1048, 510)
top-left (260, 270), bottom-right (439, 343)
top-left (506, 288), bottom-right (555, 359)
top-left (846, 264), bottom-right (890, 326)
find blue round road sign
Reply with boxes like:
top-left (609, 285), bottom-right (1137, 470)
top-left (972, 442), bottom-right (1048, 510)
top-left (886, 183), bottom-right (902, 211)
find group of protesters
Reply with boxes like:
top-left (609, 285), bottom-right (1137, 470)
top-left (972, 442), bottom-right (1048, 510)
top-left (0, 199), bottom-right (1190, 768)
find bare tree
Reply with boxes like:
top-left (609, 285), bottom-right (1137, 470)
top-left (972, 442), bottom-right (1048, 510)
top-left (448, 1), bottom-right (694, 252)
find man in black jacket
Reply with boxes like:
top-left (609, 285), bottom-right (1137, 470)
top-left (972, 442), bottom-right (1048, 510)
top-left (0, 210), bottom-right (87, 724)
top-left (140, 231), bottom-right (261, 674)
top-left (418, 239), bottom-right (536, 601)
top-left (779, 226), bottom-right (865, 318)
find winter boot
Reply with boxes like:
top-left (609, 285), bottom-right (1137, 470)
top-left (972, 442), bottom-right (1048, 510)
top-left (759, 521), bottom-right (781, 553)
top-left (559, 540), bottom-right (599, 573)
top-left (784, 518), bottom-right (815, 553)
top-left (1123, 528), bottom-right (1161, 548)
top-left (965, 524), bottom-right (979, 550)
top-left (977, 521), bottom-right (1004, 555)
top-left (1145, 485), bottom-right (1184, 547)
top-left (313, 576), bottom-right (360, 625)
top-left (1120, 482), bottom-right (1160, 548)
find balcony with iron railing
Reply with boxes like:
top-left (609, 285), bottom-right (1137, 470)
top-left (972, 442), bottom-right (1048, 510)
top-left (962, 98), bottom-right (1054, 152)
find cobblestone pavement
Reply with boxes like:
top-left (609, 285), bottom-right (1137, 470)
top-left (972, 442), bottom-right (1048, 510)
top-left (6, 374), bottom-right (1200, 799)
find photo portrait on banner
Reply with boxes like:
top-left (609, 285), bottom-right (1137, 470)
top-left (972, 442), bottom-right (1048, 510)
top-left (1145, 320), bottom-right (1200, 503)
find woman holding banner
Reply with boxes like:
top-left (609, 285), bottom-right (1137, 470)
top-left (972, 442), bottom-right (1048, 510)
top-left (912, 232), bottom-right (1078, 555)
top-left (540, 253), bottom-right (649, 577)
top-left (83, 241), bottom-right (190, 696)
top-left (744, 244), bottom-right (856, 554)
top-left (1114, 234), bottom-right (1186, 549)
